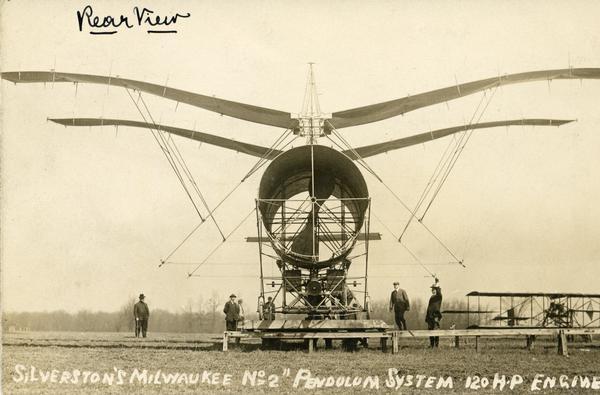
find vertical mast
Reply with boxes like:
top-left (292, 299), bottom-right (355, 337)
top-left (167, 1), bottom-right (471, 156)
top-left (299, 63), bottom-right (329, 145)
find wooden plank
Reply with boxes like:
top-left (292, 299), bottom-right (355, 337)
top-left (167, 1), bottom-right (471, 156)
top-left (243, 319), bottom-right (389, 331)
top-left (527, 335), bottom-right (536, 351)
top-left (225, 328), bottom-right (600, 349)
top-left (380, 337), bottom-right (388, 353)
top-left (260, 332), bottom-right (392, 339)
top-left (394, 328), bottom-right (558, 337)
top-left (224, 331), bottom-right (256, 339)
top-left (230, 327), bottom-right (600, 340)
top-left (558, 330), bottom-right (569, 356)
top-left (562, 328), bottom-right (600, 335)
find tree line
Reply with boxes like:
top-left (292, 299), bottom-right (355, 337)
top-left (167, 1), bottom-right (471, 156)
top-left (3, 295), bottom-right (472, 333)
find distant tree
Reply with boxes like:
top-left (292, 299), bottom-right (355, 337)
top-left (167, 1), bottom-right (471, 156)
top-left (1, 293), bottom-right (485, 334)
top-left (115, 297), bottom-right (137, 332)
top-left (205, 290), bottom-right (222, 332)
top-left (181, 298), bottom-right (196, 332)
top-left (196, 294), bottom-right (205, 314)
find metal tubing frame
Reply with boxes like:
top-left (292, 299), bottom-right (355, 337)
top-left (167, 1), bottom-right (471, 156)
top-left (255, 196), bottom-right (372, 317)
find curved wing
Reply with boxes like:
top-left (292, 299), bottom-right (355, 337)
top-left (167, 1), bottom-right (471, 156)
top-left (2, 71), bottom-right (297, 129)
top-left (331, 68), bottom-right (600, 129)
top-left (342, 119), bottom-right (575, 159)
top-left (49, 118), bottom-right (282, 159)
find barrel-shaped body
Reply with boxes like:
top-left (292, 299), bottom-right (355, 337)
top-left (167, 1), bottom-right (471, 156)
top-left (258, 145), bottom-right (369, 269)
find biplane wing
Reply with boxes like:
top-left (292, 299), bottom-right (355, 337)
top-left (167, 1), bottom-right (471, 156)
top-left (467, 291), bottom-right (600, 298)
top-left (1, 71), bottom-right (298, 129)
top-left (492, 316), bottom-right (530, 321)
top-left (442, 310), bottom-right (498, 314)
top-left (342, 119), bottom-right (574, 159)
top-left (49, 118), bottom-right (282, 159)
top-left (330, 68), bottom-right (600, 129)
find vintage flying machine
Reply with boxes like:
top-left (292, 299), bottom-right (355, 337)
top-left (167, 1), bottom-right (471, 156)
top-left (3, 66), bottom-right (600, 323)
top-left (449, 292), bottom-right (600, 329)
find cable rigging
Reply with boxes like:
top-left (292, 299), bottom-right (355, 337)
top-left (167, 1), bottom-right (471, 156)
top-left (323, 121), bottom-right (464, 268)
top-left (124, 88), bottom-right (211, 228)
top-left (159, 127), bottom-right (299, 266)
top-left (399, 86), bottom-right (499, 241)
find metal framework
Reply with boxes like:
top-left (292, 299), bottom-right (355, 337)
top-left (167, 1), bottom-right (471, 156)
top-left (254, 196), bottom-right (372, 318)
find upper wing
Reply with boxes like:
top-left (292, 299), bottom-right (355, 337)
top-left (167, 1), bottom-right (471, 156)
top-left (342, 119), bottom-right (574, 159)
top-left (2, 71), bottom-right (298, 129)
top-left (49, 118), bottom-right (282, 159)
top-left (330, 68), bottom-right (600, 129)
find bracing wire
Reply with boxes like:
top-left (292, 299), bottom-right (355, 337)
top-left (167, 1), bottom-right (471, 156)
top-left (399, 91), bottom-right (490, 240)
top-left (419, 86), bottom-right (499, 220)
top-left (399, 86), bottom-right (499, 242)
top-left (125, 85), bottom-right (300, 265)
top-left (124, 88), bottom-right (207, 223)
top-left (187, 207), bottom-right (256, 277)
top-left (371, 212), bottom-right (437, 279)
top-left (324, 122), bottom-right (464, 266)
top-left (159, 128), bottom-right (299, 264)
top-left (133, 91), bottom-right (227, 240)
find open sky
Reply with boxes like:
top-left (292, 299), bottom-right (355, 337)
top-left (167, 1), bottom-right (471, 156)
top-left (2, 0), bottom-right (600, 313)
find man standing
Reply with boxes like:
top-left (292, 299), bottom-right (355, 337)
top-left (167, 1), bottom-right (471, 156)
top-left (426, 281), bottom-right (443, 348)
top-left (263, 296), bottom-right (276, 320)
top-left (134, 294), bottom-right (150, 338)
top-left (223, 294), bottom-right (240, 331)
top-left (237, 298), bottom-right (245, 327)
top-left (389, 282), bottom-right (410, 330)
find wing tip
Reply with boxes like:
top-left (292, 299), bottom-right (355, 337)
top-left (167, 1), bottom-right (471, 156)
top-left (48, 118), bottom-right (70, 126)
top-left (1, 72), bottom-right (19, 82)
top-left (556, 119), bottom-right (576, 126)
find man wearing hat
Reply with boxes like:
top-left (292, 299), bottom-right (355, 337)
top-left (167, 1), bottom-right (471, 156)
top-left (223, 294), bottom-right (241, 331)
top-left (425, 279), bottom-right (443, 348)
top-left (134, 293), bottom-right (150, 338)
top-left (389, 282), bottom-right (410, 330)
top-left (263, 296), bottom-right (276, 320)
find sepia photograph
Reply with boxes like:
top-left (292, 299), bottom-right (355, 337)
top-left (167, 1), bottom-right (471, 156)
top-left (2, 1), bottom-right (600, 393)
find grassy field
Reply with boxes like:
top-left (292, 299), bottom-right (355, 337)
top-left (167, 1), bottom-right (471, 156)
top-left (2, 331), bottom-right (600, 394)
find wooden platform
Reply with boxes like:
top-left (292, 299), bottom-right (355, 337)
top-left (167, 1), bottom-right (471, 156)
top-left (240, 319), bottom-right (389, 332)
top-left (223, 327), bottom-right (600, 355)
top-left (223, 330), bottom-right (392, 352)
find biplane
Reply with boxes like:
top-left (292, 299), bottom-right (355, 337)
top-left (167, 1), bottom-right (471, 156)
top-left (3, 66), bottom-right (600, 321)
top-left (444, 291), bottom-right (600, 329)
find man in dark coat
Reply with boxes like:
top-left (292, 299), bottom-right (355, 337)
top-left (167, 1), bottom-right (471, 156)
top-left (389, 282), bottom-right (410, 330)
top-left (425, 282), bottom-right (443, 348)
top-left (262, 296), bottom-right (276, 320)
top-left (223, 294), bottom-right (241, 331)
top-left (134, 294), bottom-right (150, 338)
